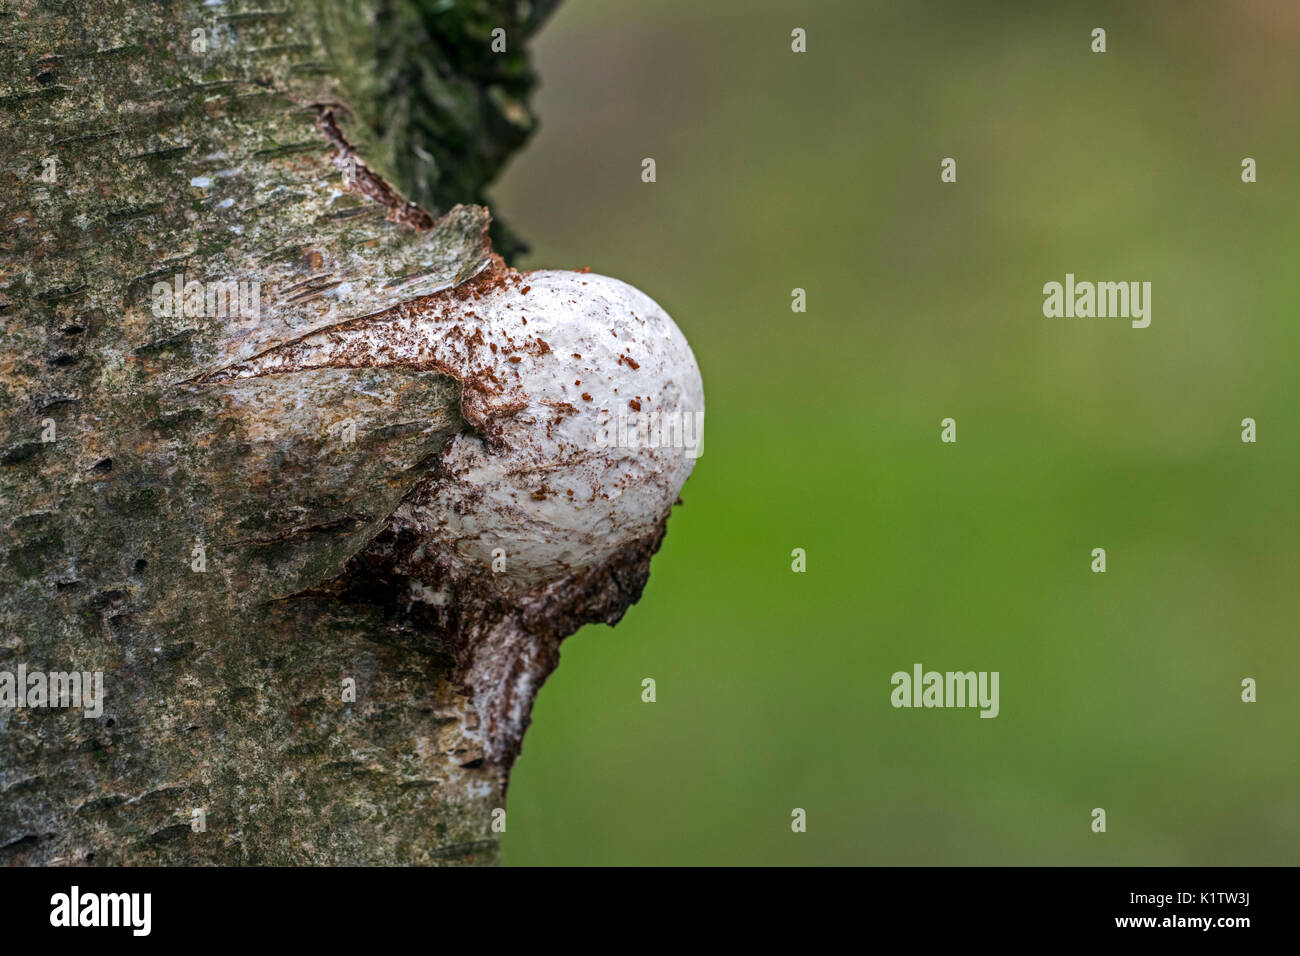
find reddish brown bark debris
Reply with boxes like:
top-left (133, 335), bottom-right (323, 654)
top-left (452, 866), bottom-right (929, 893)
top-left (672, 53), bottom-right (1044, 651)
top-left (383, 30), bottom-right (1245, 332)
top-left (318, 109), bottom-right (438, 231)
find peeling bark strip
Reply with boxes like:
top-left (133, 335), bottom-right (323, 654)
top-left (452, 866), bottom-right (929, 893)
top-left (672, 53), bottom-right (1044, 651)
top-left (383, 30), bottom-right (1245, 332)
top-left (317, 109), bottom-right (436, 232)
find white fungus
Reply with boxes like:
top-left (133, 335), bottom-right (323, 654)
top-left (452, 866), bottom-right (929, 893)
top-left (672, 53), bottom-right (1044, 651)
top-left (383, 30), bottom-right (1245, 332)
top-left (196, 265), bottom-right (704, 764)
top-left (205, 267), bottom-right (704, 595)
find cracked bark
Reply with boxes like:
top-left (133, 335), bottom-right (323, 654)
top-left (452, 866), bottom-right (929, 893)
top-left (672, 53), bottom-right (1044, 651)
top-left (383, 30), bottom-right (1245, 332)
top-left (0, 0), bottom-right (675, 866)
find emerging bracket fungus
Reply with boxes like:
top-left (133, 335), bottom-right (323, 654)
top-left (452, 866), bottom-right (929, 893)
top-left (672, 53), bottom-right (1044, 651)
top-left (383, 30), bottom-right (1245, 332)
top-left (194, 261), bottom-right (705, 768)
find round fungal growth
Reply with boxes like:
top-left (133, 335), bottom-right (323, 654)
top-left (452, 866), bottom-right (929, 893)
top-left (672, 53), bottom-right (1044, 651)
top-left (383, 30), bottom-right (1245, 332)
top-left (196, 264), bottom-right (704, 764)
top-left (397, 268), bottom-right (704, 595)
top-left (203, 266), bottom-right (703, 591)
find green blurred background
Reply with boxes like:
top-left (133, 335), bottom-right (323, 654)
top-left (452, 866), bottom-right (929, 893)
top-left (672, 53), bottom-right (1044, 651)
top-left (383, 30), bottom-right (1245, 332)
top-left (489, 0), bottom-right (1300, 865)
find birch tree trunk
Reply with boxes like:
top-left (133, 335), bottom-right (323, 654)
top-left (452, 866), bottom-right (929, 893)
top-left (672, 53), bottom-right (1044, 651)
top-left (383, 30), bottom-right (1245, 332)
top-left (0, 0), bottom-right (612, 866)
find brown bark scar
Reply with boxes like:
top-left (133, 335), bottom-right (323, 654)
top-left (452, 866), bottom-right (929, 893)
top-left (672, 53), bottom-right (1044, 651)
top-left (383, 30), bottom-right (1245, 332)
top-left (316, 108), bottom-right (437, 231)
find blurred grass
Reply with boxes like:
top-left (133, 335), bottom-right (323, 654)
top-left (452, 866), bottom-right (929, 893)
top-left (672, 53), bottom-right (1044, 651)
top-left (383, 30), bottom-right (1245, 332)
top-left (489, 0), bottom-right (1300, 865)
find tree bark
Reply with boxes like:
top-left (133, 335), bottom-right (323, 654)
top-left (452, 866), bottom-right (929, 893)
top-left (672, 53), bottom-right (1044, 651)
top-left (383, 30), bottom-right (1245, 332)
top-left (0, 0), bottom-right (612, 866)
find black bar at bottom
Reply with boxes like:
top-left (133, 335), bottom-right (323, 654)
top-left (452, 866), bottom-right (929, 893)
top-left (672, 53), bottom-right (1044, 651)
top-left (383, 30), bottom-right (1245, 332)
top-left (0, 865), bottom-right (1281, 942)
